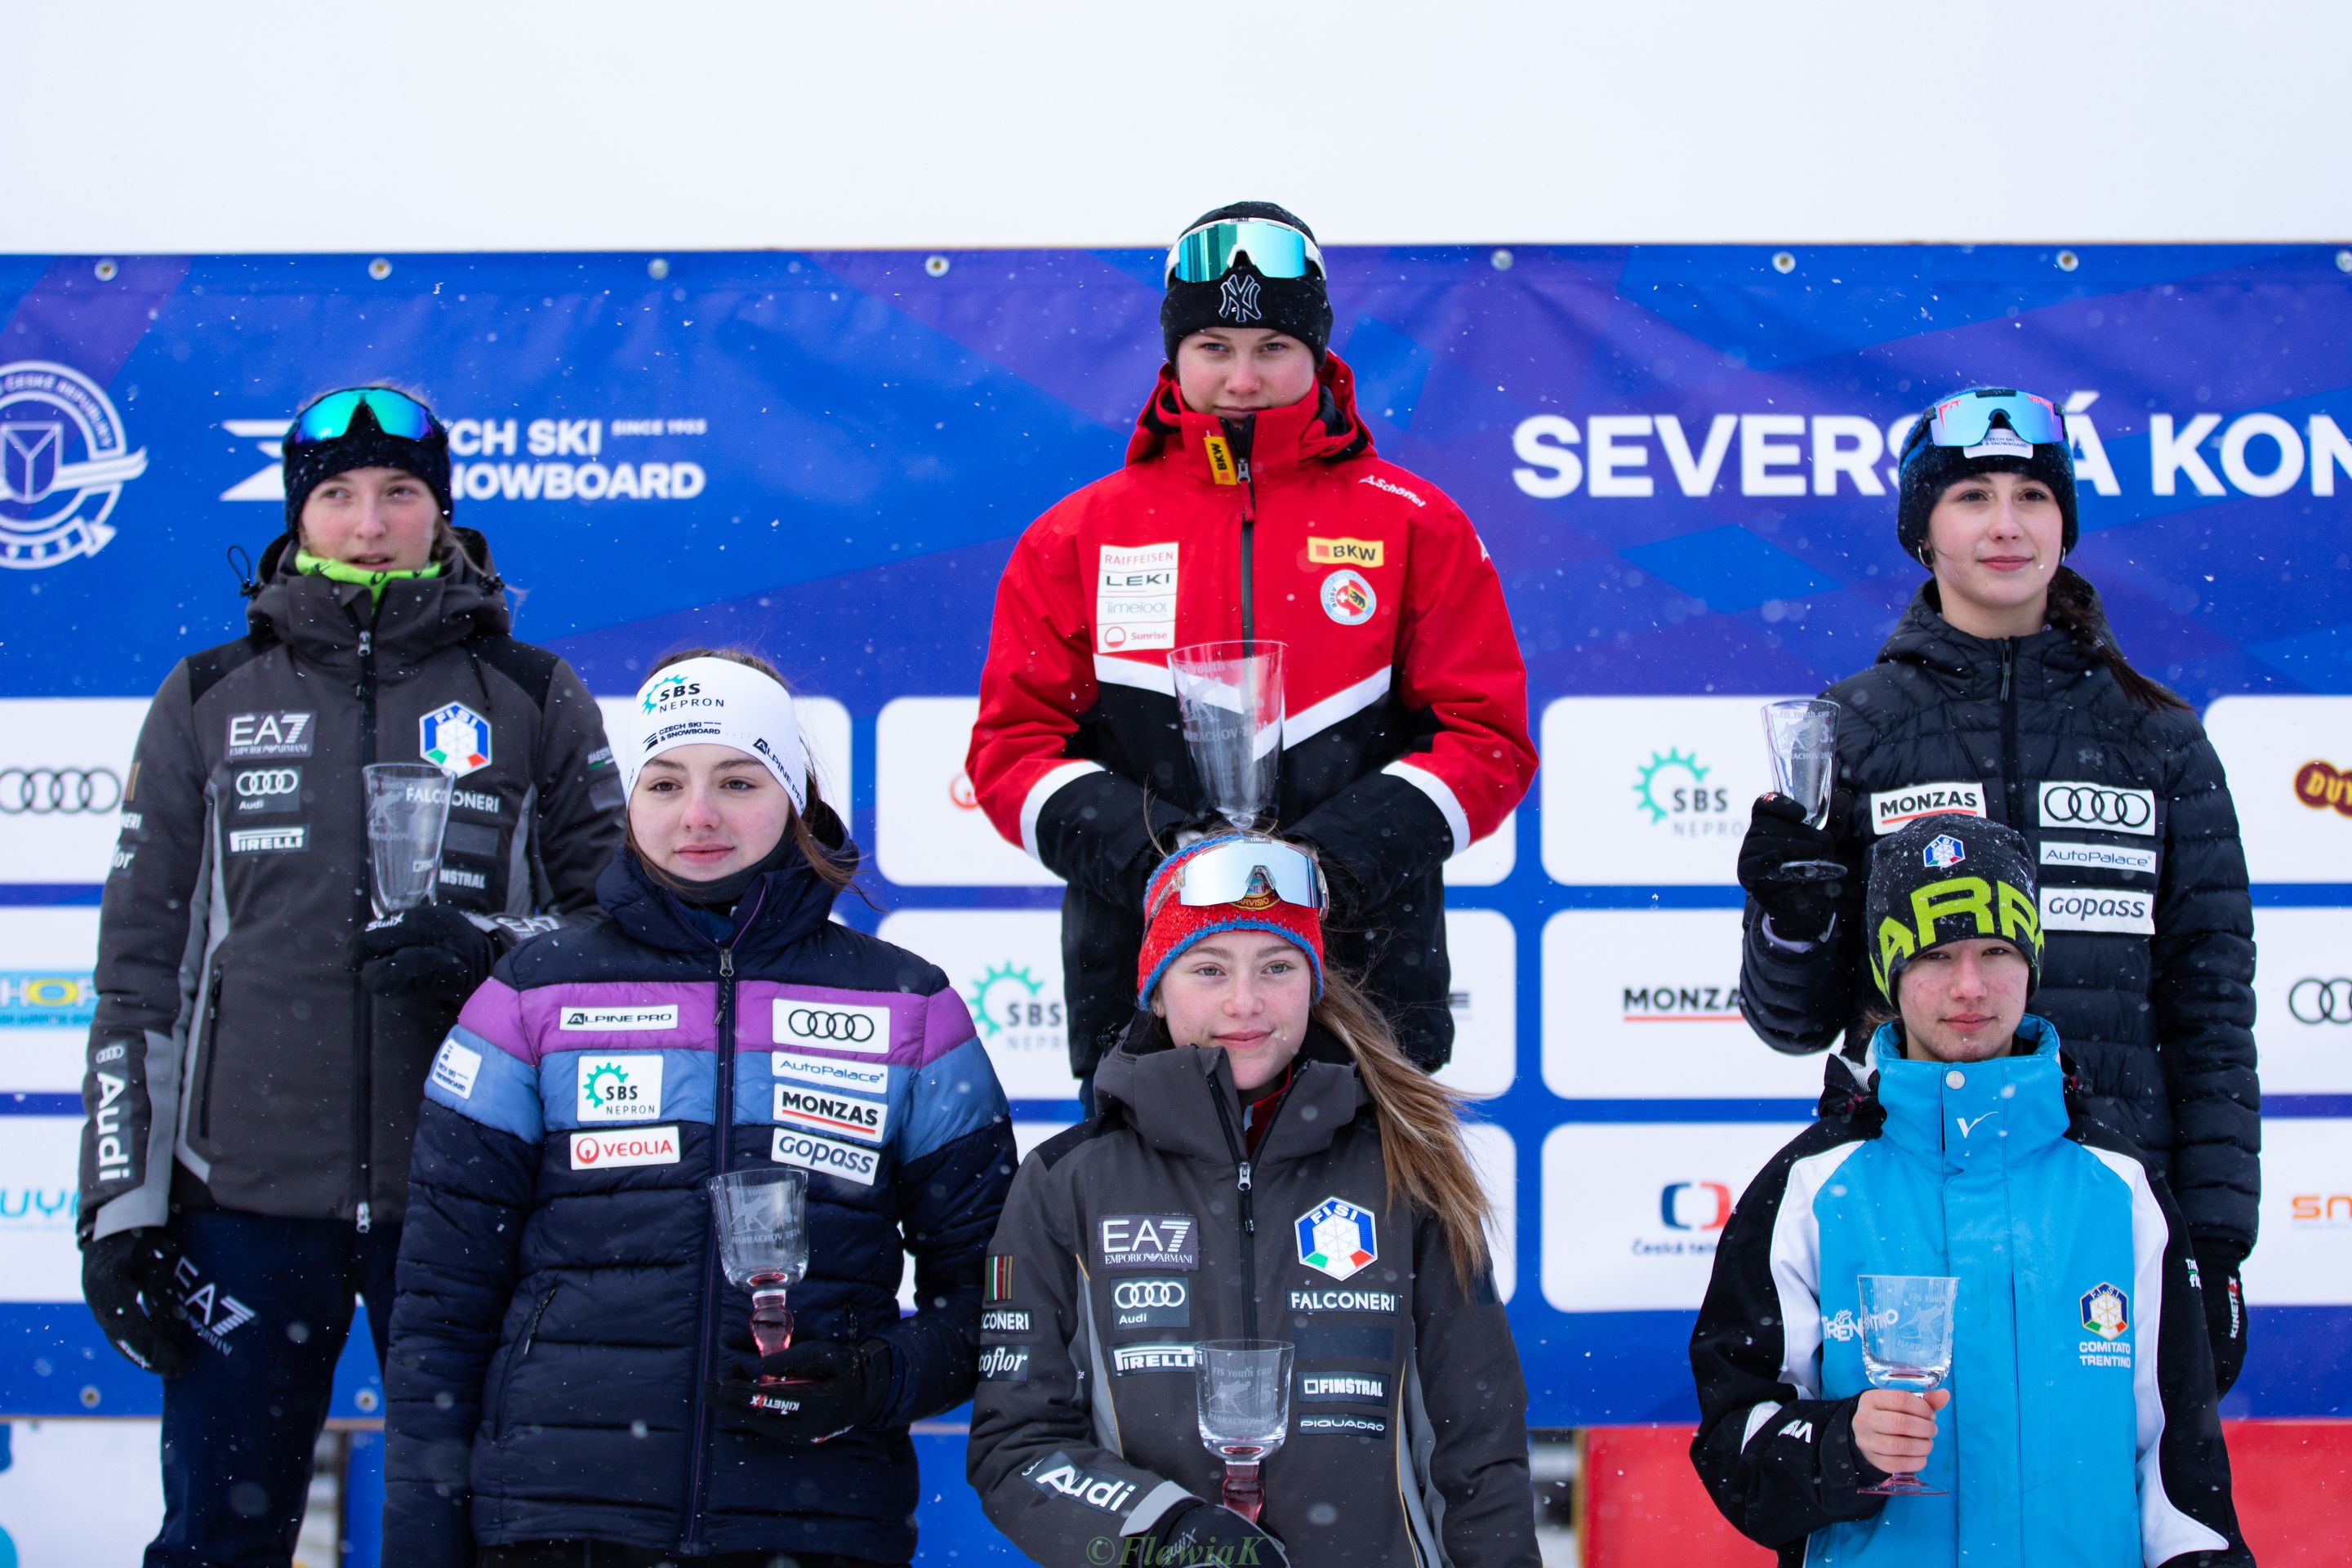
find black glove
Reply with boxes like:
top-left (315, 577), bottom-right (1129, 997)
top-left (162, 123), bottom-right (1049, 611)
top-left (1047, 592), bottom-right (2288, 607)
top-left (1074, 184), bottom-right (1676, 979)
top-left (2195, 1239), bottom-right (2248, 1396)
top-left (359, 904), bottom-right (496, 1000)
top-left (1144, 1499), bottom-right (1290, 1566)
top-left (705, 1339), bottom-right (891, 1446)
top-left (82, 1228), bottom-right (196, 1377)
top-left (1030, 772), bottom-right (1198, 911)
top-left (1737, 792), bottom-right (1849, 940)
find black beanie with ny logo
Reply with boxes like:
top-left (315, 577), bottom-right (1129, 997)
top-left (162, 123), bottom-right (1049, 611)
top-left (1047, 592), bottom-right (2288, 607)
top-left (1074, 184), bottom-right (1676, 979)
top-left (1160, 201), bottom-right (1334, 365)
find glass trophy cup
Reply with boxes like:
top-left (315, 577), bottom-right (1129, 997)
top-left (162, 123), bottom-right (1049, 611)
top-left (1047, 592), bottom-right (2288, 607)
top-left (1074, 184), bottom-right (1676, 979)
top-left (362, 763), bottom-right (454, 916)
top-left (709, 1167), bottom-right (811, 1381)
top-left (1168, 641), bottom-right (1287, 831)
top-left (1855, 1273), bottom-right (1958, 1496)
top-left (1759, 697), bottom-right (1844, 882)
top-left (1196, 1339), bottom-right (1293, 1525)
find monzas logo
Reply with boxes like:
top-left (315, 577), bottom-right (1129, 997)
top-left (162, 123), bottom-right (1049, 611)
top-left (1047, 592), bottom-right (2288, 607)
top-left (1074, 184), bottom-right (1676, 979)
top-left (1633, 749), bottom-right (1733, 838)
top-left (965, 963), bottom-right (1062, 1055)
top-left (0, 361), bottom-right (149, 569)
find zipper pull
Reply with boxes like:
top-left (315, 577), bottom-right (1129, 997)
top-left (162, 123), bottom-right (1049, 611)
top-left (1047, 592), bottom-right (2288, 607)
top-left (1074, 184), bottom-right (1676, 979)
top-left (2000, 644), bottom-right (2014, 702)
top-left (1238, 457), bottom-right (1251, 485)
top-left (355, 1201), bottom-right (372, 1235)
top-left (358, 630), bottom-right (373, 658)
top-left (719, 948), bottom-right (735, 979)
top-left (1236, 1160), bottom-right (1252, 1192)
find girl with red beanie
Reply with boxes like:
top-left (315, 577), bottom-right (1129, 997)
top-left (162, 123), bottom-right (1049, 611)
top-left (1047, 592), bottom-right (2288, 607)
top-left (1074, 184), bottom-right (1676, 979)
top-left (967, 834), bottom-right (1539, 1566)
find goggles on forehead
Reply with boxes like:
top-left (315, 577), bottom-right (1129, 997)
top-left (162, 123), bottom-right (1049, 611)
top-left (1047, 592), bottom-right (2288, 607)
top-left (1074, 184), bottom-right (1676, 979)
top-left (1902, 388), bottom-right (2065, 468)
top-left (287, 387), bottom-right (443, 447)
top-left (1148, 836), bottom-right (1325, 921)
top-left (1165, 217), bottom-right (1325, 287)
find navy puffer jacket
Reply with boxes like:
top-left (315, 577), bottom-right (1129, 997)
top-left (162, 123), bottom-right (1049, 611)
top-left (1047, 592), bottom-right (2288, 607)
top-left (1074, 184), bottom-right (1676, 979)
top-left (1740, 585), bottom-right (2260, 1255)
top-left (384, 844), bottom-right (1015, 1566)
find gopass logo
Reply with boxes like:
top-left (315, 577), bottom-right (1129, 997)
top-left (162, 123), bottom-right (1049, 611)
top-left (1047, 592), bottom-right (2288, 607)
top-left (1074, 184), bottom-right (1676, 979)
top-left (0, 361), bottom-right (149, 569)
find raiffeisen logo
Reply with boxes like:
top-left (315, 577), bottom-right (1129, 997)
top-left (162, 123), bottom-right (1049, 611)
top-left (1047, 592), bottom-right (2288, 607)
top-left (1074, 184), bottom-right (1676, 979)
top-left (1509, 393), bottom-right (2352, 502)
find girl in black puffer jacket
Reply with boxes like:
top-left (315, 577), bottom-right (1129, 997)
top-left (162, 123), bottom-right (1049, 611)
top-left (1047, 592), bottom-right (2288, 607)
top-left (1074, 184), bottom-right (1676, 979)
top-left (1736, 387), bottom-right (2259, 1393)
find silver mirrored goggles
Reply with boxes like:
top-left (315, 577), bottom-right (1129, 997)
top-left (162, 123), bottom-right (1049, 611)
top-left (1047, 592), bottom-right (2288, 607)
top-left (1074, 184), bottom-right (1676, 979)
top-left (1147, 837), bottom-right (1325, 920)
top-left (1165, 218), bottom-right (1325, 287)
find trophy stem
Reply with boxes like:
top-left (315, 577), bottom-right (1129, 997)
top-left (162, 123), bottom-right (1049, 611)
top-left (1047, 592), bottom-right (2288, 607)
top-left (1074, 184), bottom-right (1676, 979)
top-left (749, 1274), bottom-right (795, 1377)
top-left (1219, 1456), bottom-right (1264, 1524)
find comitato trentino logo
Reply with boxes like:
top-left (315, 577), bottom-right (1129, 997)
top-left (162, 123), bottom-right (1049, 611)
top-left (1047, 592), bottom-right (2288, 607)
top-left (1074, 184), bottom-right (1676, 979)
top-left (0, 362), bottom-right (148, 569)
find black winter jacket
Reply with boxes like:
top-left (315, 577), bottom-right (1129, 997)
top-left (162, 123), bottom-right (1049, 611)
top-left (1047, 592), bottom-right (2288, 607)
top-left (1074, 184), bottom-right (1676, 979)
top-left (968, 1022), bottom-right (1539, 1567)
top-left (1739, 585), bottom-right (2261, 1254)
top-left (385, 846), bottom-right (1016, 1566)
top-left (78, 532), bottom-right (622, 1239)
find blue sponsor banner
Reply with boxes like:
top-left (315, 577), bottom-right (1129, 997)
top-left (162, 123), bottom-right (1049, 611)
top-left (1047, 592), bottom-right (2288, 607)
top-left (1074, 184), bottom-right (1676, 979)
top-left (1, 246), bottom-right (2345, 1429)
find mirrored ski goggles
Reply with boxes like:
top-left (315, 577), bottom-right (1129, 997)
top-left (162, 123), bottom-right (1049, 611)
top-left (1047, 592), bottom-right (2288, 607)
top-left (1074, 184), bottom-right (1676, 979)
top-left (1904, 388), bottom-right (2064, 466)
top-left (287, 387), bottom-right (442, 447)
top-left (1149, 837), bottom-right (1325, 920)
top-left (1165, 218), bottom-right (1325, 286)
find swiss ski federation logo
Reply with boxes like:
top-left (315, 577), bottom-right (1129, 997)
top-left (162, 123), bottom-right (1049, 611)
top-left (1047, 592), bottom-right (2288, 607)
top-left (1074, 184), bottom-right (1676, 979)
top-left (0, 361), bottom-right (149, 569)
top-left (421, 702), bottom-right (492, 777)
top-left (1296, 1196), bottom-right (1378, 1281)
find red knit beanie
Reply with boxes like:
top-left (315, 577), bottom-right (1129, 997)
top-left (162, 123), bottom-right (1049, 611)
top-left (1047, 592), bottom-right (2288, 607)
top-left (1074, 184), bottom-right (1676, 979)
top-left (1136, 836), bottom-right (1325, 1004)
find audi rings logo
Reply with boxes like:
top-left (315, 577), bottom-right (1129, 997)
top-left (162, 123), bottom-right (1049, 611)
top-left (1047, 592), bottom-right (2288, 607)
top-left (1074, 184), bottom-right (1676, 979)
top-left (1111, 1281), bottom-right (1187, 1311)
top-left (783, 1008), bottom-right (876, 1044)
top-left (2039, 783), bottom-right (2154, 830)
top-left (0, 767), bottom-right (122, 815)
top-left (2288, 978), bottom-right (2352, 1025)
top-left (234, 768), bottom-right (300, 800)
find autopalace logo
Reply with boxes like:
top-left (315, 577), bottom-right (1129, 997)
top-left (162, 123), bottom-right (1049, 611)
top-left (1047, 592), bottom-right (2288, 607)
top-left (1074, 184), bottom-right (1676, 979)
top-left (1633, 749), bottom-right (1734, 839)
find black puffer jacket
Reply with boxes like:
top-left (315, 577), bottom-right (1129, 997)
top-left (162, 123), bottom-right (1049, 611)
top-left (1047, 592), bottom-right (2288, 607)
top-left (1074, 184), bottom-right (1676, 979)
top-left (968, 1022), bottom-right (1539, 1567)
top-left (1740, 585), bottom-right (2260, 1255)
top-left (79, 531), bottom-right (623, 1240)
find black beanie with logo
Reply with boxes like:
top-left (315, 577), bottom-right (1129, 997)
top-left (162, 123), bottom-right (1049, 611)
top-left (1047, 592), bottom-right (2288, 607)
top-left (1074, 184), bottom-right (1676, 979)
top-left (1160, 201), bottom-right (1334, 365)
top-left (1895, 388), bottom-right (2078, 567)
top-left (1864, 814), bottom-right (2044, 1003)
top-left (282, 395), bottom-right (455, 536)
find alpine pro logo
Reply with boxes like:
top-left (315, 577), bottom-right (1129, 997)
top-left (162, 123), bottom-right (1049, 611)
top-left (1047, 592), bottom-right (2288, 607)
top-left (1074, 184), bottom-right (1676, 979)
top-left (0, 361), bottom-right (149, 569)
top-left (2038, 781), bottom-right (2156, 835)
top-left (772, 1000), bottom-right (893, 1055)
top-left (0, 767), bottom-right (122, 815)
top-left (559, 1005), bottom-right (680, 1032)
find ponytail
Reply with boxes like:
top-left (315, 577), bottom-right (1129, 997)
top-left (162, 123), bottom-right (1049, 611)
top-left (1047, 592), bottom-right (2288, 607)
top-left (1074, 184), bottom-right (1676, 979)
top-left (2043, 566), bottom-right (2189, 713)
top-left (1312, 972), bottom-right (1493, 1289)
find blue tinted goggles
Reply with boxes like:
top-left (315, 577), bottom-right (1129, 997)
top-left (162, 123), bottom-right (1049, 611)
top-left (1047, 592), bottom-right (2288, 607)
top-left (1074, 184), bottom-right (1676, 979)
top-left (1165, 218), bottom-right (1325, 286)
top-left (288, 387), bottom-right (442, 446)
top-left (1904, 388), bottom-right (2064, 467)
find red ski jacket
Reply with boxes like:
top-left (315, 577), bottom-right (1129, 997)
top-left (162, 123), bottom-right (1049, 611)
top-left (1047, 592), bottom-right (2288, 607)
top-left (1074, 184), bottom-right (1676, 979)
top-left (967, 357), bottom-right (1536, 1073)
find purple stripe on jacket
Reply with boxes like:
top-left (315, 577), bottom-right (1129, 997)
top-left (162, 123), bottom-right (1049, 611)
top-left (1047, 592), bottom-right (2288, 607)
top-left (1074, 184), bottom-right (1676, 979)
top-left (512, 982), bottom-right (719, 1063)
top-left (454, 978), bottom-right (532, 1065)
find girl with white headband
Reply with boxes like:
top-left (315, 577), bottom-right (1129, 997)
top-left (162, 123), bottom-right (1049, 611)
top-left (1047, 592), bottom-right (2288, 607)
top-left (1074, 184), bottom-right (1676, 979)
top-left (384, 648), bottom-right (1017, 1568)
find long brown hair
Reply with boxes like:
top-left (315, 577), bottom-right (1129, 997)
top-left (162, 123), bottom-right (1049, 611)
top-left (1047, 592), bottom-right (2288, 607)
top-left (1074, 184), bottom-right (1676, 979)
top-left (624, 647), bottom-right (858, 895)
top-left (2041, 565), bottom-right (2189, 713)
top-left (1311, 970), bottom-right (1494, 1289)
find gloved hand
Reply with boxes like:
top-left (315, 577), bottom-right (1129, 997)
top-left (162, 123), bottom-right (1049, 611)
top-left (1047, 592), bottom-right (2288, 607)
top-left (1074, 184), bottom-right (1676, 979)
top-left (82, 1228), bottom-right (196, 1377)
top-left (705, 1339), bottom-right (891, 1446)
top-left (359, 904), bottom-right (496, 1000)
top-left (1145, 1499), bottom-right (1290, 1566)
top-left (2196, 1239), bottom-right (2248, 1396)
top-left (1737, 793), bottom-right (1848, 940)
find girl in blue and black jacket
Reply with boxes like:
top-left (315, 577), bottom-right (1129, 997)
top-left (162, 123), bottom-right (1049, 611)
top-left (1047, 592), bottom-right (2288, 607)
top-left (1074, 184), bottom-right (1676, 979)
top-left (1693, 815), bottom-right (2247, 1567)
top-left (385, 649), bottom-right (1016, 1568)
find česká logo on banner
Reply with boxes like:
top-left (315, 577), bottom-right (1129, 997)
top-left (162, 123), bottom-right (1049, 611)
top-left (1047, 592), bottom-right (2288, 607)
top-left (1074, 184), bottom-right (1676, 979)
top-left (0, 361), bottom-right (148, 569)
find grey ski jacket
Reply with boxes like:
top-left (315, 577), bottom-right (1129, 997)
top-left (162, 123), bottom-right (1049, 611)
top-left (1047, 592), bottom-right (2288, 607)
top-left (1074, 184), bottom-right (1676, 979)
top-left (78, 531), bottom-right (623, 1241)
top-left (967, 1023), bottom-right (1539, 1567)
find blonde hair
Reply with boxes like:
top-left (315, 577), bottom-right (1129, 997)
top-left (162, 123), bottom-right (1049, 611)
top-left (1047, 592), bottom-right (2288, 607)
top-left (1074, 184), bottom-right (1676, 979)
top-left (1311, 970), bottom-right (1493, 1289)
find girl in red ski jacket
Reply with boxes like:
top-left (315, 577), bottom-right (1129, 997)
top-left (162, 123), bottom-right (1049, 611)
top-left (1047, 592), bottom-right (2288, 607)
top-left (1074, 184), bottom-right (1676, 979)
top-left (967, 201), bottom-right (1536, 1080)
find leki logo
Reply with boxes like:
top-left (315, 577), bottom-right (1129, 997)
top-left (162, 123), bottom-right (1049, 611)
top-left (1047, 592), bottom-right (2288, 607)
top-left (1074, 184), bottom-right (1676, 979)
top-left (2294, 760), bottom-right (2352, 818)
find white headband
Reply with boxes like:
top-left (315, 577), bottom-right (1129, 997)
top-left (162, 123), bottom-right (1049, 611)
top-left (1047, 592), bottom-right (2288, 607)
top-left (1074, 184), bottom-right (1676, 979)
top-left (621, 657), bottom-right (809, 812)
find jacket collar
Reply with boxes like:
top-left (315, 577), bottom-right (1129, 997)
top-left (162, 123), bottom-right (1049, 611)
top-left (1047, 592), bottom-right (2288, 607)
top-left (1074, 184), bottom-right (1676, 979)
top-left (245, 528), bottom-right (511, 670)
top-left (1124, 354), bottom-right (1374, 482)
top-left (1873, 581), bottom-right (2095, 700)
top-left (1093, 1018), bottom-right (1368, 1168)
top-left (597, 844), bottom-right (848, 960)
top-left (1855, 1014), bottom-right (2071, 1171)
